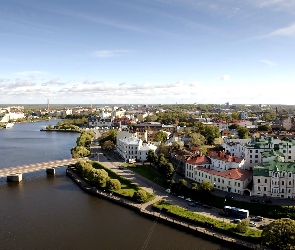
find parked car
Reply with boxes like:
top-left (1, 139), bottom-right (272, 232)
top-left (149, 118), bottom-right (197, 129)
top-left (195, 201), bottom-right (203, 206)
top-left (189, 202), bottom-right (196, 207)
top-left (263, 199), bottom-right (272, 204)
top-left (203, 204), bottom-right (212, 209)
top-left (165, 189), bottom-right (171, 193)
top-left (185, 198), bottom-right (192, 202)
top-left (258, 224), bottom-right (267, 230)
top-left (232, 219), bottom-right (241, 223)
top-left (252, 216), bottom-right (263, 222)
top-left (249, 221), bottom-right (257, 227)
top-left (178, 195), bottom-right (185, 199)
top-left (250, 198), bottom-right (260, 203)
top-left (225, 195), bottom-right (234, 200)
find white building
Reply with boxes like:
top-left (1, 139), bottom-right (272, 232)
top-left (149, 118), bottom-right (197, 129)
top-left (117, 137), bottom-right (157, 162)
top-left (88, 116), bottom-right (113, 128)
top-left (185, 155), bottom-right (252, 195)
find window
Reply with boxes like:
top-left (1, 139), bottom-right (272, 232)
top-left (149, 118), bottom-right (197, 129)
top-left (289, 181), bottom-right (292, 185)
top-left (255, 160), bottom-right (258, 163)
top-left (258, 179), bottom-right (261, 183)
top-left (238, 183), bottom-right (240, 187)
top-left (250, 155), bottom-right (252, 158)
top-left (265, 179), bottom-right (267, 183)
top-left (282, 189), bottom-right (285, 193)
top-left (255, 155), bottom-right (258, 158)
top-left (289, 173), bottom-right (292, 178)
top-left (264, 187), bottom-right (266, 191)
top-left (289, 156), bottom-right (292, 159)
top-left (250, 150), bottom-right (252, 153)
top-left (256, 150), bottom-right (258, 153)
top-left (228, 181), bottom-right (231, 185)
top-left (250, 160), bottom-right (252, 163)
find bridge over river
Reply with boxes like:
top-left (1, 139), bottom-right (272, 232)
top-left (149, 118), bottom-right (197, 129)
top-left (0, 158), bottom-right (81, 182)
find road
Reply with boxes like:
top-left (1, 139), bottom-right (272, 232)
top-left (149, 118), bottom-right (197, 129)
top-left (88, 141), bottom-right (272, 229)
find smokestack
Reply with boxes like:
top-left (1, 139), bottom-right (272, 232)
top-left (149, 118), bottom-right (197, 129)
top-left (47, 99), bottom-right (50, 113)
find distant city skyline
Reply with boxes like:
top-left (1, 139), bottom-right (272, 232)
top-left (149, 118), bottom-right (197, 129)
top-left (0, 0), bottom-right (294, 105)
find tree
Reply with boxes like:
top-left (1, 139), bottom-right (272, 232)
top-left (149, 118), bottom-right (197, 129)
top-left (71, 146), bottom-right (90, 158)
top-left (102, 140), bottom-right (115, 151)
top-left (133, 190), bottom-right (148, 203)
top-left (157, 143), bottom-right (169, 157)
top-left (200, 125), bottom-right (220, 145)
top-left (162, 162), bottom-right (174, 179)
top-left (190, 133), bottom-right (205, 146)
top-left (236, 219), bottom-right (249, 233)
top-left (261, 218), bottom-right (295, 250)
top-left (231, 112), bottom-right (239, 120)
top-left (92, 169), bottom-right (109, 188)
top-left (46, 125), bottom-right (53, 130)
top-left (191, 182), bottom-right (199, 191)
top-left (237, 126), bottom-right (249, 139)
top-left (106, 179), bottom-right (121, 191)
top-left (154, 130), bottom-right (168, 142)
top-left (258, 124), bottom-right (272, 132)
top-left (147, 150), bottom-right (156, 166)
top-left (199, 180), bottom-right (213, 193)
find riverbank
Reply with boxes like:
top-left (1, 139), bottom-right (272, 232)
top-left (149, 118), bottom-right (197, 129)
top-left (40, 128), bottom-right (81, 133)
top-left (66, 166), bottom-right (267, 250)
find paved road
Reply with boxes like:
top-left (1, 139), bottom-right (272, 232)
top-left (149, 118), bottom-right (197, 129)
top-left (88, 145), bottom-right (274, 229)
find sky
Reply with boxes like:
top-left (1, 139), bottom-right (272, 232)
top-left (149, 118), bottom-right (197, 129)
top-left (0, 0), bottom-right (294, 105)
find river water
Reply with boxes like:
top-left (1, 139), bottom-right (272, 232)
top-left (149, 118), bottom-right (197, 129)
top-left (0, 121), bottom-right (228, 250)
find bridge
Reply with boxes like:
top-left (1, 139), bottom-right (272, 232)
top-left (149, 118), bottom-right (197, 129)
top-left (0, 158), bottom-right (80, 182)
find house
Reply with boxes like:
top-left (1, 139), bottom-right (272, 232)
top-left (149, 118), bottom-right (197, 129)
top-left (116, 137), bottom-right (157, 162)
top-left (88, 116), bottom-right (113, 128)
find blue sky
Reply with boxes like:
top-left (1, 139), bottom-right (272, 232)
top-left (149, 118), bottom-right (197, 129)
top-left (0, 0), bottom-right (294, 105)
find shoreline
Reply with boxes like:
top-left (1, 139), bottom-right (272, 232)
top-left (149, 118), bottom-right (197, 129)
top-left (66, 166), bottom-right (266, 250)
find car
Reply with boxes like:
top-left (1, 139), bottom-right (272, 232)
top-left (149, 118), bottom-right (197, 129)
top-left (189, 202), bottom-right (196, 207)
top-left (195, 201), bottom-right (202, 206)
top-left (178, 195), bottom-right (185, 199)
top-left (252, 216), bottom-right (263, 222)
top-left (263, 199), bottom-right (272, 204)
top-left (250, 198), bottom-right (260, 203)
top-left (165, 189), bottom-right (171, 193)
top-left (219, 211), bottom-right (229, 217)
top-left (202, 204), bottom-right (212, 209)
top-left (232, 219), bottom-right (241, 223)
top-left (258, 224), bottom-right (267, 230)
top-left (249, 221), bottom-right (257, 227)
top-left (225, 195), bottom-right (234, 200)
top-left (185, 198), bottom-right (192, 202)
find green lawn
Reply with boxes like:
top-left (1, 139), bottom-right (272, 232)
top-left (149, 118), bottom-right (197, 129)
top-left (153, 200), bottom-right (261, 240)
top-left (123, 164), bottom-right (168, 188)
top-left (92, 161), bottom-right (155, 202)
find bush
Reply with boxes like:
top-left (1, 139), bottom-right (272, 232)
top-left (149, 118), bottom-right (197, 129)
top-left (236, 219), bottom-right (249, 233)
top-left (107, 179), bottom-right (121, 191)
top-left (133, 190), bottom-right (148, 203)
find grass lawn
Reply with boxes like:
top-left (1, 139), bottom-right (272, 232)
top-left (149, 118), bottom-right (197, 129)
top-left (92, 161), bottom-right (155, 202)
top-left (123, 164), bottom-right (168, 188)
top-left (153, 200), bottom-right (261, 240)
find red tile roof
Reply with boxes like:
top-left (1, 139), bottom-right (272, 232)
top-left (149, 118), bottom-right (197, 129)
top-left (186, 155), bottom-right (210, 165)
top-left (195, 166), bottom-right (252, 181)
top-left (207, 151), bottom-right (243, 163)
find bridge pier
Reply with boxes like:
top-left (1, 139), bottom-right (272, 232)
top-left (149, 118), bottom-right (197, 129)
top-left (46, 168), bottom-right (55, 175)
top-left (7, 173), bottom-right (22, 182)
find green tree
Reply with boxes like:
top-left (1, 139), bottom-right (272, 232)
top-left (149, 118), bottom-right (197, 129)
top-left (231, 112), bottom-right (239, 120)
top-left (92, 169), bottom-right (109, 188)
top-left (147, 150), bottom-right (156, 166)
top-left (237, 126), bottom-right (249, 139)
top-left (106, 179), bottom-right (121, 191)
top-left (154, 130), bottom-right (168, 142)
top-left (157, 143), bottom-right (169, 157)
top-left (71, 146), bottom-right (90, 158)
top-left (133, 190), bottom-right (148, 203)
top-left (261, 218), bottom-right (295, 250)
top-left (46, 125), bottom-right (53, 130)
top-left (191, 182), bottom-right (199, 191)
top-left (190, 132), bottom-right (205, 146)
top-left (200, 180), bottom-right (213, 193)
top-left (236, 219), bottom-right (249, 233)
top-left (102, 140), bottom-right (115, 151)
top-left (200, 125), bottom-right (220, 145)
top-left (258, 124), bottom-right (272, 132)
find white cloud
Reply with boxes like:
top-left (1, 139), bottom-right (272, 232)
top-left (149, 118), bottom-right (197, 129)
top-left (261, 59), bottom-right (278, 67)
top-left (221, 74), bottom-right (230, 81)
top-left (268, 22), bottom-right (295, 37)
top-left (93, 50), bottom-right (132, 58)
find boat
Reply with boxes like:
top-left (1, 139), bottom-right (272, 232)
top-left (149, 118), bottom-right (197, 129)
top-left (5, 123), bottom-right (14, 129)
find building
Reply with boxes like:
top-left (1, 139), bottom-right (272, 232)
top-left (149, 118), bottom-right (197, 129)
top-left (116, 137), bottom-right (157, 162)
top-left (88, 116), bottom-right (113, 128)
top-left (253, 151), bottom-right (295, 199)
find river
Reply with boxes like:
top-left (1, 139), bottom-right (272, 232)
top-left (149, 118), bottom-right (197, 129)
top-left (0, 121), bottom-right (228, 250)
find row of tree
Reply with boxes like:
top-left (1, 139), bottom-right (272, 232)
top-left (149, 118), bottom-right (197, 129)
top-left (147, 151), bottom-right (175, 178)
top-left (75, 161), bottom-right (121, 190)
top-left (99, 130), bottom-right (117, 151)
top-left (71, 131), bottom-right (95, 158)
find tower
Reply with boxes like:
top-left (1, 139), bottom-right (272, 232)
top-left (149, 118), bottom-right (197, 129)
top-left (47, 99), bottom-right (50, 113)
